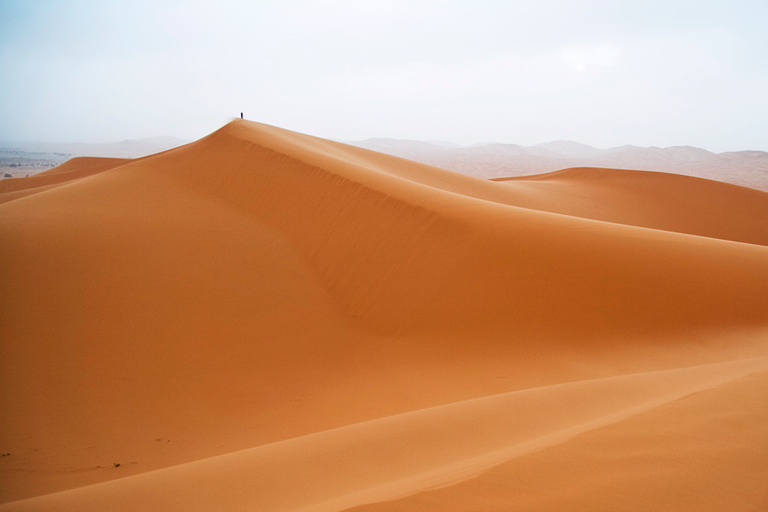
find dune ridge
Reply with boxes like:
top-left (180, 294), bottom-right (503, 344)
top-left (1, 119), bottom-right (767, 509)
top-left (2, 357), bottom-right (765, 512)
top-left (349, 367), bottom-right (768, 512)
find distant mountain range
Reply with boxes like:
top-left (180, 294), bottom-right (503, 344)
top-left (347, 138), bottom-right (768, 193)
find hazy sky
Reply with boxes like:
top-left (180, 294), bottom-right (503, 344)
top-left (1, 0), bottom-right (767, 151)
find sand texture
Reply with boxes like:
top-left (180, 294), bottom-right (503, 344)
top-left (1, 120), bottom-right (767, 510)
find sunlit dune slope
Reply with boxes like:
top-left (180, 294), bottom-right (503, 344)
top-left (494, 167), bottom-right (768, 246)
top-left (1, 120), bottom-right (767, 509)
top-left (4, 359), bottom-right (767, 512)
top-left (0, 157), bottom-right (131, 204)
top-left (347, 365), bottom-right (768, 512)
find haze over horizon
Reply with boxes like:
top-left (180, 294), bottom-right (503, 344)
top-left (1, 0), bottom-right (767, 153)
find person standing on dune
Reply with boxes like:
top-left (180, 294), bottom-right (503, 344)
top-left (240, 112), bottom-right (243, 119)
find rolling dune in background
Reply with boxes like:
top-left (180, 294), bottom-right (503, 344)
top-left (1, 120), bottom-right (767, 511)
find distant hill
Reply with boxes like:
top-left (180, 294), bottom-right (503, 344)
top-left (1, 136), bottom-right (189, 178)
top-left (346, 138), bottom-right (768, 193)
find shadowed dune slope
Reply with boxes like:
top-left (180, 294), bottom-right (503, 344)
top-left (1, 120), bottom-right (767, 509)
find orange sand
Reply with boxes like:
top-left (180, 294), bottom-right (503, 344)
top-left (1, 120), bottom-right (767, 511)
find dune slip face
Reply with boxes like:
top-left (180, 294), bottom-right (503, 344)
top-left (2, 120), bottom-right (768, 510)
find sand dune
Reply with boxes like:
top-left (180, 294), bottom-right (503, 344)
top-left (493, 168), bottom-right (768, 246)
top-left (1, 120), bottom-right (767, 510)
top-left (3, 358), bottom-right (766, 512)
top-left (0, 157), bottom-right (132, 205)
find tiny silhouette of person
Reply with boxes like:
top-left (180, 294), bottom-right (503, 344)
top-left (240, 112), bottom-right (243, 119)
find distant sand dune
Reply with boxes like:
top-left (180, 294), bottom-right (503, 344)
top-left (1, 120), bottom-right (767, 510)
top-left (0, 157), bottom-right (130, 204)
top-left (349, 137), bottom-right (768, 193)
top-left (493, 167), bottom-right (768, 246)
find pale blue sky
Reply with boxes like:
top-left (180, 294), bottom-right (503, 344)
top-left (1, 0), bottom-right (766, 151)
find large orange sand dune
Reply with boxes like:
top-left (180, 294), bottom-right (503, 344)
top-left (1, 120), bottom-right (767, 510)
